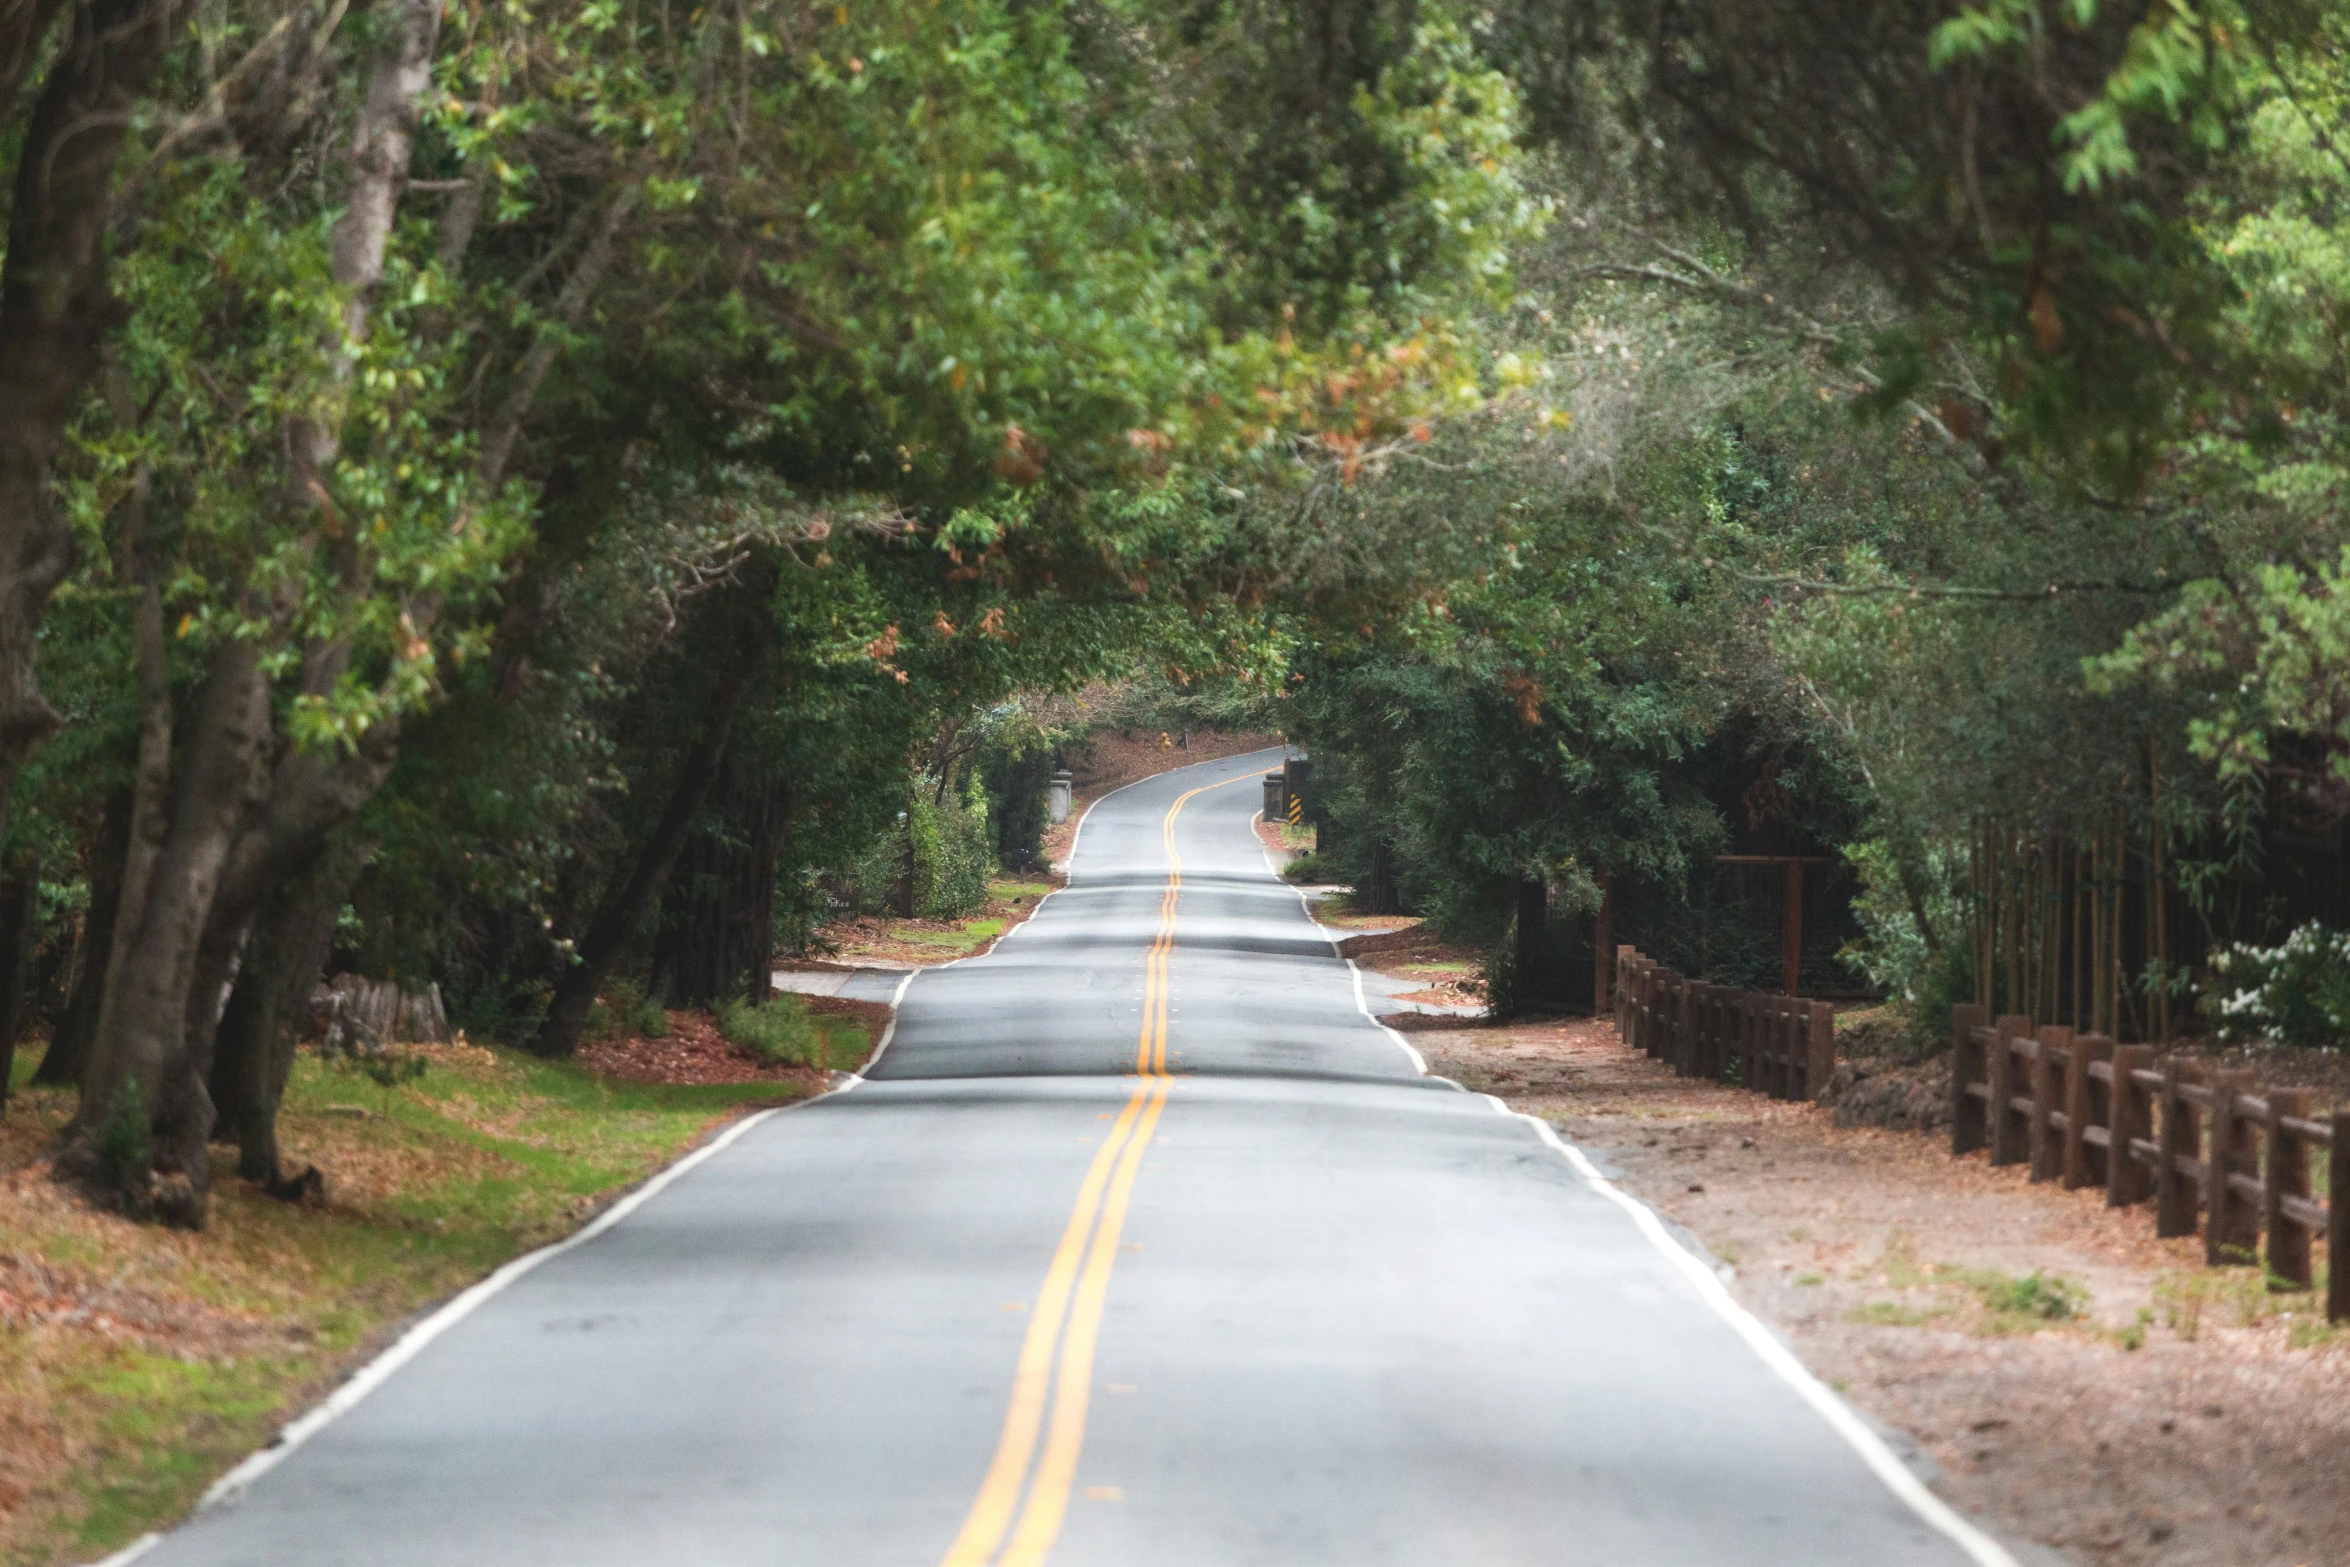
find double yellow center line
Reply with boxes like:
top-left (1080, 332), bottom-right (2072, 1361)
top-left (938, 776), bottom-right (1237, 1567)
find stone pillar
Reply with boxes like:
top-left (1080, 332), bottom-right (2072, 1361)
top-left (1047, 770), bottom-right (1073, 824)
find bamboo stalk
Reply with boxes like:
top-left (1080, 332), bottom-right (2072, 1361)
top-left (2096, 831), bottom-right (2115, 1043)
top-left (2004, 824), bottom-right (2021, 1020)
top-left (2072, 845), bottom-right (2086, 1032)
top-left (2111, 808), bottom-right (2127, 1041)
top-left (2149, 741), bottom-right (2168, 1042)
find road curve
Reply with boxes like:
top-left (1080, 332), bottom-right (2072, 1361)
top-left (131, 747), bottom-right (2015, 1567)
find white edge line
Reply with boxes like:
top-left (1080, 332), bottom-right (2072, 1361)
top-left (1253, 805), bottom-right (1429, 1078)
top-left (1477, 1096), bottom-right (2021, 1567)
top-left (93, 1096), bottom-right (807, 1564)
top-left (840, 968), bottom-right (921, 1083)
top-left (1245, 793), bottom-right (2016, 1566)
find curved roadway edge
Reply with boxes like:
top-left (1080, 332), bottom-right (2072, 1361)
top-left (101, 745), bottom-right (2064, 1567)
top-left (1244, 773), bottom-right (2027, 1567)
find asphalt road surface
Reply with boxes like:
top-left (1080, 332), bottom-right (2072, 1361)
top-left (130, 748), bottom-right (2019, 1567)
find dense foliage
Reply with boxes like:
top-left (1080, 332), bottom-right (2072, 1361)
top-left (10, 0), bottom-right (2350, 1231)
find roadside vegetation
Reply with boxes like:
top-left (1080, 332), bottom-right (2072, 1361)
top-left (1, 1037), bottom-right (817, 1564)
top-left (5, 0), bottom-right (2350, 1555)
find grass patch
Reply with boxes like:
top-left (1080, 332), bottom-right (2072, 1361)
top-left (2152, 1265), bottom-right (2324, 1342)
top-left (1847, 1301), bottom-right (1952, 1328)
top-left (1959, 1268), bottom-right (2084, 1331)
top-left (0, 1035), bottom-right (801, 1566)
top-left (1852, 1234), bottom-right (2088, 1337)
top-left (1280, 850), bottom-right (1334, 884)
top-left (716, 994), bottom-right (864, 1071)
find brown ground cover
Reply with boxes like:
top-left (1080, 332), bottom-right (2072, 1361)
top-left (1412, 1014), bottom-right (2350, 1567)
top-left (581, 1009), bottom-right (823, 1087)
top-left (805, 879), bottom-right (1056, 969)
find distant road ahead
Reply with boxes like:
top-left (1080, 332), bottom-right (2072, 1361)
top-left (135, 748), bottom-right (2014, 1567)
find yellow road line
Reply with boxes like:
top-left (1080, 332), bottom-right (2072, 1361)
top-left (938, 773), bottom-right (1247, 1567)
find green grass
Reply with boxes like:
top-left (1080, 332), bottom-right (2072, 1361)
top-left (903, 918), bottom-right (1005, 948)
top-left (0, 1037), bottom-right (803, 1565)
top-left (716, 994), bottom-right (870, 1071)
top-left (1847, 1301), bottom-right (1951, 1328)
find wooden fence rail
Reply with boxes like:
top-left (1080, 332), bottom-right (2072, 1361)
top-left (1611, 946), bottom-right (1837, 1103)
top-left (1613, 953), bottom-right (2350, 1323)
top-left (1945, 1002), bottom-right (2350, 1321)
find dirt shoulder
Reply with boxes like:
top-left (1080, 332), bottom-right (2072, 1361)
top-left (805, 873), bottom-right (1056, 969)
top-left (1412, 1016), bottom-right (2350, 1567)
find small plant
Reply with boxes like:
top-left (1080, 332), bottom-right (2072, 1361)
top-left (1961, 1268), bottom-right (2082, 1331)
top-left (2205, 922), bottom-right (2350, 1046)
top-left (96, 1080), bottom-right (151, 1195)
top-left (588, 977), bottom-right (668, 1041)
top-left (354, 1049), bottom-right (430, 1114)
top-left (1793, 1271), bottom-right (1825, 1288)
top-left (720, 994), bottom-right (828, 1068)
top-left (2156, 1273), bottom-right (2212, 1340)
top-left (2116, 1307), bottom-right (2155, 1351)
top-left (1847, 1301), bottom-right (1949, 1328)
top-left (2288, 1315), bottom-right (2337, 1350)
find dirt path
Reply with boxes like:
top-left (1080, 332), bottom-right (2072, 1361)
top-left (1408, 1016), bottom-right (2350, 1567)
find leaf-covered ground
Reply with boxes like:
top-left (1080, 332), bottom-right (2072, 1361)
top-left (0, 1032), bottom-right (832, 1566)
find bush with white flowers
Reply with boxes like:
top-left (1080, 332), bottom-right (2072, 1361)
top-left (2205, 923), bottom-right (2350, 1047)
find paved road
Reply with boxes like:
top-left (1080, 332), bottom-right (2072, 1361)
top-left (133, 749), bottom-right (2015, 1567)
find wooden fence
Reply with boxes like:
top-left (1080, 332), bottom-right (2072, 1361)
top-left (1610, 953), bottom-right (2350, 1323)
top-left (1950, 1005), bottom-right (2350, 1321)
top-left (1612, 946), bottom-right (1838, 1102)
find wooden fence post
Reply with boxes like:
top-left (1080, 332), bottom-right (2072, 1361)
top-left (2030, 1025), bottom-right (2071, 1183)
top-left (2266, 1088), bottom-right (2313, 1293)
top-left (2206, 1070), bottom-right (2261, 1267)
top-left (1634, 961), bottom-right (1654, 1057)
top-left (1701, 986), bottom-right (1720, 1085)
top-left (2064, 1032), bottom-right (2112, 1191)
top-left (1742, 993), bottom-right (1762, 1093)
top-left (2330, 1112), bottom-right (2350, 1324)
top-left (1803, 1001), bottom-right (1835, 1101)
top-left (1644, 964), bottom-right (1663, 1060)
top-left (2156, 1057), bottom-right (2204, 1240)
top-left (1988, 1015), bottom-right (2032, 1167)
top-left (1770, 999), bottom-right (1796, 1100)
top-left (2106, 1045), bottom-right (2155, 1208)
top-left (1950, 1003), bottom-right (1990, 1156)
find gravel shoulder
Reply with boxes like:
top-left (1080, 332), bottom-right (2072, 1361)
top-left (1409, 1015), bottom-right (2350, 1567)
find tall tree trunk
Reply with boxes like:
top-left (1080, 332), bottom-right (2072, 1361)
top-left (1510, 878), bottom-right (1553, 1014)
top-left (0, 854), bottom-right (39, 1109)
top-left (34, 787), bottom-right (132, 1086)
top-left (534, 571), bottom-right (776, 1057)
top-left (0, 0), bottom-right (189, 853)
top-left (652, 759), bottom-right (787, 1009)
top-left (211, 846), bottom-right (352, 1188)
top-left (67, 639), bottom-right (273, 1225)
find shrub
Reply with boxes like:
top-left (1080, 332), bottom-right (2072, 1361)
top-left (1977, 1270), bottom-right (2081, 1323)
top-left (2205, 923), bottom-right (2350, 1047)
top-left (843, 773), bottom-right (996, 920)
top-left (586, 977), bottom-right (668, 1041)
top-left (720, 994), bottom-right (828, 1068)
top-left (911, 777), bottom-right (993, 919)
